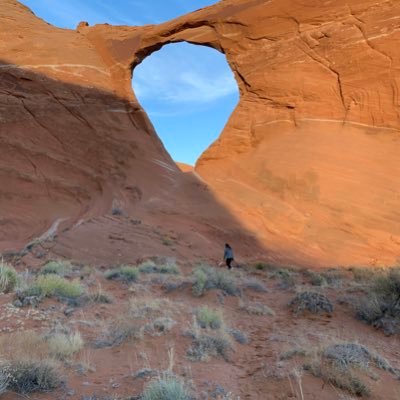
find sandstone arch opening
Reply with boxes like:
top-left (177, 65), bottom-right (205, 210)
top-left (132, 42), bottom-right (239, 167)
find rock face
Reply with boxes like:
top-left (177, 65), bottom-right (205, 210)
top-left (1, 0), bottom-right (400, 266)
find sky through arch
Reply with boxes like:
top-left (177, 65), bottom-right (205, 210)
top-left (133, 43), bottom-right (238, 165)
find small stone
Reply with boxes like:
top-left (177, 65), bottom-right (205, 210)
top-left (64, 307), bottom-right (75, 317)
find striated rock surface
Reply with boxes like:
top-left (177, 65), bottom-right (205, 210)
top-left (1, 0), bottom-right (400, 266)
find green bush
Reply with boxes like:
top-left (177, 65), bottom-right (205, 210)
top-left (40, 260), bottom-right (71, 276)
top-left (142, 374), bottom-right (190, 400)
top-left (4, 360), bottom-right (60, 394)
top-left (192, 266), bottom-right (239, 297)
top-left (29, 274), bottom-right (84, 299)
top-left (197, 307), bottom-right (223, 329)
top-left (192, 269), bottom-right (207, 296)
top-left (105, 265), bottom-right (139, 282)
top-left (139, 261), bottom-right (180, 275)
top-left (187, 331), bottom-right (232, 362)
top-left (0, 262), bottom-right (20, 293)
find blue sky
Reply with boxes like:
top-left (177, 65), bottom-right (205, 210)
top-left (20, 0), bottom-right (239, 165)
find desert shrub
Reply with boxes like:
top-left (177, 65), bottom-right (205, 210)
top-left (29, 274), bottom-right (84, 299)
top-left (303, 342), bottom-right (398, 396)
top-left (254, 262), bottom-right (279, 272)
top-left (192, 269), bottom-right (207, 296)
top-left (197, 307), bottom-right (223, 330)
top-left (350, 267), bottom-right (382, 282)
top-left (139, 261), bottom-right (180, 275)
top-left (308, 272), bottom-right (327, 286)
top-left (85, 289), bottom-right (113, 304)
top-left (145, 318), bottom-right (176, 336)
top-left (268, 268), bottom-right (296, 289)
top-left (280, 348), bottom-right (307, 360)
top-left (0, 369), bottom-right (10, 395)
top-left (356, 294), bottom-right (386, 324)
top-left (187, 330), bottom-right (233, 362)
top-left (129, 297), bottom-right (171, 319)
top-left (239, 300), bottom-right (275, 316)
top-left (323, 343), bottom-right (396, 373)
top-left (47, 331), bottom-right (84, 360)
top-left (374, 268), bottom-right (400, 300)
top-left (0, 367), bottom-right (10, 395)
top-left (162, 276), bottom-right (190, 293)
top-left (289, 291), bottom-right (333, 315)
top-left (305, 359), bottom-right (369, 397)
top-left (228, 328), bottom-right (249, 344)
top-left (0, 262), bottom-right (20, 293)
top-left (105, 265), bottom-right (139, 282)
top-left (40, 260), bottom-right (71, 276)
top-left (111, 206), bottom-right (123, 216)
top-left (3, 360), bottom-right (60, 394)
top-left (206, 385), bottom-right (237, 400)
top-left (95, 318), bottom-right (142, 348)
top-left (304, 269), bottom-right (343, 287)
top-left (356, 268), bottom-right (400, 335)
top-left (192, 266), bottom-right (239, 297)
top-left (241, 278), bottom-right (267, 293)
top-left (142, 373), bottom-right (190, 400)
top-left (322, 270), bottom-right (343, 286)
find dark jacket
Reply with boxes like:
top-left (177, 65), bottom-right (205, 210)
top-left (224, 247), bottom-right (234, 260)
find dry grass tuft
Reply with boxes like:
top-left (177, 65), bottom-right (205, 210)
top-left (0, 261), bottom-right (20, 293)
top-left (47, 331), bottom-right (84, 360)
top-left (239, 299), bottom-right (275, 316)
top-left (95, 317), bottom-right (143, 348)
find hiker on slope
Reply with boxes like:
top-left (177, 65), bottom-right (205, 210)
top-left (223, 243), bottom-right (234, 270)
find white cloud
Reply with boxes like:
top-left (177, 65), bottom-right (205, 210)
top-left (133, 43), bottom-right (238, 107)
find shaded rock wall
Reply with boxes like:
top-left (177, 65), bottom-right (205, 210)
top-left (1, 0), bottom-right (400, 265)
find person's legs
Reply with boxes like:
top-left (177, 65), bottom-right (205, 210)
top-left (226, 258), bottom-right (233, 269)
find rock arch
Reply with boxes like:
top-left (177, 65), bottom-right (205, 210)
top-left (1, 0), bottom-right (400, 266)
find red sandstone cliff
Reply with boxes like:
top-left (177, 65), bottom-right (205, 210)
top-left (1, 0), bottom-right (400, 266)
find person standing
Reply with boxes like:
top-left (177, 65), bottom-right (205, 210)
top-left (223, 243), bottom-right (234, 269)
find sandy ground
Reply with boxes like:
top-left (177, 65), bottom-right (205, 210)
top-left (0, 256), bottom-right (399, 400)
